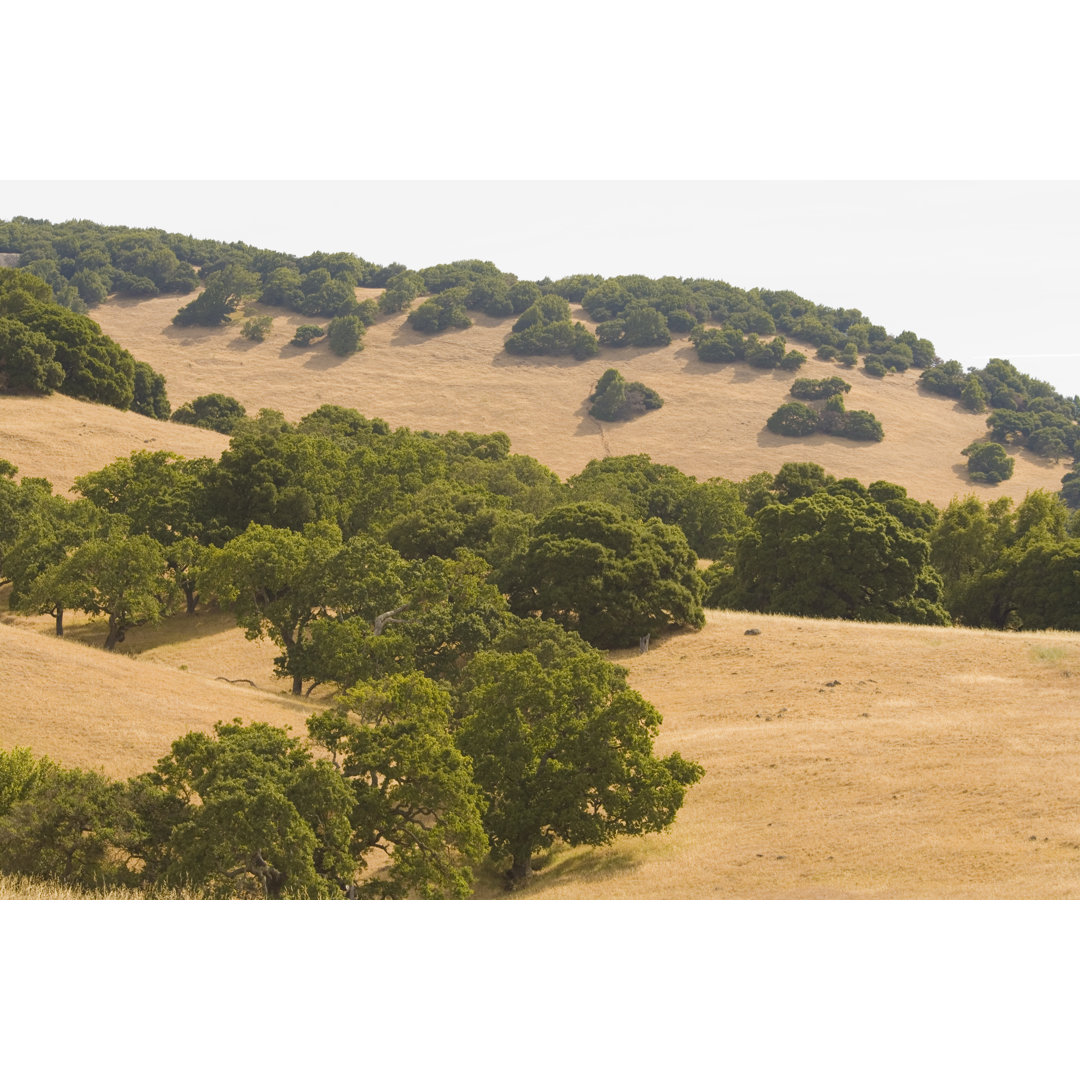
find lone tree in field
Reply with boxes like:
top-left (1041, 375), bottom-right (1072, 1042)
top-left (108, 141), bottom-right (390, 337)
top-left (457, 620), bottom-right (704, 884)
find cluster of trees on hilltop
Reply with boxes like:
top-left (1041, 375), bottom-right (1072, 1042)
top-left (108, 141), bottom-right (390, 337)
top-left (0, 268), bottom-right (169, 417)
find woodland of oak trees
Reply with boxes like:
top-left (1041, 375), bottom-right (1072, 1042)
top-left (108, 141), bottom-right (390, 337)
top-left (4, 408), bottom-right (1080, 894)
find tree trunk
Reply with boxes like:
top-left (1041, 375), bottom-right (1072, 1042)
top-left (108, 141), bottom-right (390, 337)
top-left (292, 672), bottom-right (303, 696)
top-left (54, 606), bottom-right (64, 637)
top-left (184, 584), bottom-right (197, 615)
top-left (509, 846), bottom-right (534, 886)
top-left (104, 619), bottom-right (123, 651)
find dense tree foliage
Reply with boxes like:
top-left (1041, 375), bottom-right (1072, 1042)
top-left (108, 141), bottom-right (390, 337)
top-left (711, 489), bottom-right (948, 625)
top-left (1, 268), bottom-right (162, 410)
top-left (505, 502), bottom-right (705, 647)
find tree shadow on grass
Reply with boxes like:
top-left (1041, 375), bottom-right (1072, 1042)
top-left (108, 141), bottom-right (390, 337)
top-left (302, 350), bottom-right (352, 371)
top-left (520, 843), bottom-right (644, 896)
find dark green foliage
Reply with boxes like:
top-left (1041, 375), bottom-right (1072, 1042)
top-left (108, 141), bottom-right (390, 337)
top-left (512, 294), bottom-right (571, 333)
top-left (963, 441), bottom-right (1015, 484)
top-left (458, 622), bottom-right (704, 882)
top-left (291, 324), bottom-right (325, 346)
top-left (919, 360), bottom-right (965, 398)
top-left (877, 342), bottom-right (914, 372)
top-left (0, 315), bottom-right (64, 393)
top-left (171, 393), bottom-right (246, 434)
top-left (588, 368), bottom-right (663, 422)
top-left (767, 402), bottom-right (820, 436)
top-left (595, 319), bottom-right (627, 347)
top-left (172, 264), bottom-right (261, 327)
top-left (240, 315), bottom-right (273, 342)
top-left (130, 361), bottom-right (170, 419)
top-left (327, 314), bottom-right (365, 356)
top-left (0, 272), bottom-right (138, 408)
top-left (690, 326), bottom-right (743, 364)
top-left (0, 762), bottom-right (130, 889)
top-left (840, 342), bottom-right (859, 367)
top-left (816, 345), bottom-right (840, 361)
top-left (864, 359), bottom-right (886, 377)
top-left (377, 269), bottom-right (425, 314)
top-left (622, 303), bottom-right (672, 347)
top-left (780, 348), bottom-right (807, 371)
top-left (548, 274), bottom-right (604, 302)
top-left (504, 318), bottom-right (598, 360)
top-left (841, 409), bottom-right (885, 442)
top-left (746, 335), bottom-right (787, 370)
top-left (961, 374), bottom-right (988, 412)
top-left (505, 502), bottom-right (705, 648)
top-left (666, 309), bottom-right (698, 333)
top-left (721, 490), bottom-right (949, 625)
top-left (143, 721), bottom-right (356, 898)
top-left (406, 287), bottom-right (472, 333)
top-left (307, 675), bottom-right (489, 897)
top-left (790, 376), bottom-right (852, 400)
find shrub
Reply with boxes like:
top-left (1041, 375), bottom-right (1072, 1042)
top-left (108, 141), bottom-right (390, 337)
top-left (666, 309), bottom-right (698, 333)
top-left (780, 349), bottom-right (807, 371)
top-left (327, 315), bottom-right (365, 356)
top-left (240, 315), bottom-right (273, 342)
top-left (588, 369), bottom-right (663, 422)
top-left (766, 402), bottom-right (820, 437)
top-left (840, 409), bottom-right (885, 442)
top-left (963, 441), bottom-right (1015, 484)
top-left (864, 359), bottom-right (887, 378)
top-left (691, 326), bottom-right (742, 364)
top-left (291, 324), bottom-right (325, 347)
top-left (623, 304), bottom-right (672, 348)
top-left (790, 376), bottom-right (852, 400)
top-left (171, 393), bottom-right (246, 434)
top-left (131, 361), bottom-right (170, 420)
top-left (840, 342), bottom-right (859, 367)
top-left (596, 319), bottom-right (627, 347)
top-left (816, 345), bottom-right (839, 362)
top-left (407, 288), bottom-right (472, 334)
top-left (355, 299), bottom-right (379, 326)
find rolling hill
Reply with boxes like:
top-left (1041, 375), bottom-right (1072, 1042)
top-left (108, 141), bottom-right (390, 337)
top-left (80, 290), bottom-right (1065, 507)
top-left (2, 267), bottom-right (1077, 900)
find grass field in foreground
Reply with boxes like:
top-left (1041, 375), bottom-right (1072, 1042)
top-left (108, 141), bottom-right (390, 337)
top-left (4, 603), bottom-right (1079, 900)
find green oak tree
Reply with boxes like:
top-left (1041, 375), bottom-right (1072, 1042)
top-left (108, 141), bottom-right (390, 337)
top-left (505, 502), bottom-right (705, 647)
top-left (457, 620), bottom-right (703, 883)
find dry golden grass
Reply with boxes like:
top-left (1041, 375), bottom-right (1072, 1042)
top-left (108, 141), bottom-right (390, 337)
top-left (84, 291), bottom-right (1064, 505)
top-left (510, 611), bottom-right (1080, 900)
top-left (0, 392), bottom-right (227, 495)
top-left (4, 597), bottom-right (1080, 898)
top-left (0, 610), bottom-right (316, 778)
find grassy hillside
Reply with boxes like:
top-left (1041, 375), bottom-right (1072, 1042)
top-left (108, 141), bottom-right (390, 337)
top-left (3, 603), bottom-right (1079, 899)
top-left (0, 392), bottom-right (226, 495)
top-left (84, 291), bottom-right (1065, 507)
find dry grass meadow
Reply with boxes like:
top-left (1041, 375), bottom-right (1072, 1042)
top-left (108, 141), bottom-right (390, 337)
top-left (82, 290), bottom-right (1064, 504)
top-left (2, 290), bottom-right (1078, 899)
